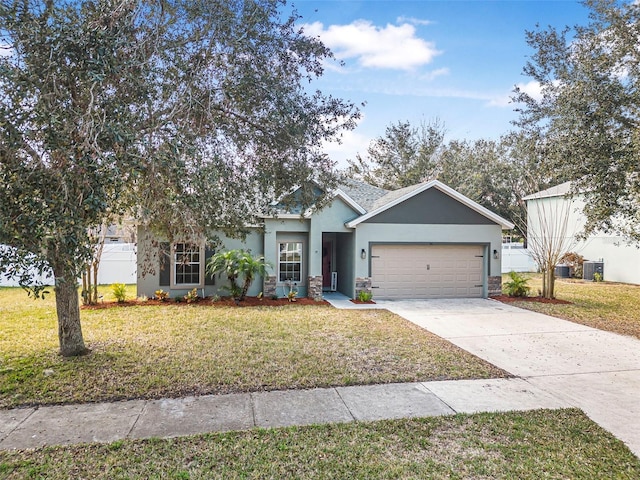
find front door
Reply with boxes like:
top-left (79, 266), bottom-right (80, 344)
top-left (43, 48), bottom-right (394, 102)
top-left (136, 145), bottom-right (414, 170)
top-left (322, 240), bottom-right (332, 288)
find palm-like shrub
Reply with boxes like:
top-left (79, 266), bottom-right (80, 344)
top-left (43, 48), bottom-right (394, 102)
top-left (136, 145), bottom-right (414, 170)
top-left (503, 271), bottom-right (531, 297)
top-left (206, 250), bottom-right (271, 301)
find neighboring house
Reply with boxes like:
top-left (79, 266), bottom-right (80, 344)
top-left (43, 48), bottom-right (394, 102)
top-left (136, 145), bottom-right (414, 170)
top-left (137, 179), bottom-right (514, 300)
top-left (524, 182), bottom-right (640, 284)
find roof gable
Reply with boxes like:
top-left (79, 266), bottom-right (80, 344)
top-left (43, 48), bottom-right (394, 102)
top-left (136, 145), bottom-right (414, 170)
top-left (346, 180), bottom-right (514, 229)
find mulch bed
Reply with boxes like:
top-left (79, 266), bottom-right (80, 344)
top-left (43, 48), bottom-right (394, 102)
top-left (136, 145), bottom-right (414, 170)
top-left (350, 300), bottom-right (376, 304)
top-left (82, 296), bottom-right (328, 309)
top-left (492, 295), bottom-right (572, 305)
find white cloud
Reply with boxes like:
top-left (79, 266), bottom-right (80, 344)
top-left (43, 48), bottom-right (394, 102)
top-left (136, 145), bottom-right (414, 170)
top-left (396, 16), bottom-right (433, 26)
top-left (487, 81), bottom-right (543, 107)
top-left (420, 67), bottom-right (450, 81)
top-left (321, 116), bottom-right (372, 168)
top-left (302, 20), bottom-right (440, 71)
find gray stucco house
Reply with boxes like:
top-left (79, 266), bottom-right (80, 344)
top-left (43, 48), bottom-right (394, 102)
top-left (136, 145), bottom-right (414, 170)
top-left (137, 179), bottom-right (514, 300)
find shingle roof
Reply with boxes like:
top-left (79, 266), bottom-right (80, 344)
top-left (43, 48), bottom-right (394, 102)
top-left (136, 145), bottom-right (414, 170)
top-left (338, 179), bottom-right (389, 212)
top-left (368, 182), bottom-right (427, 211)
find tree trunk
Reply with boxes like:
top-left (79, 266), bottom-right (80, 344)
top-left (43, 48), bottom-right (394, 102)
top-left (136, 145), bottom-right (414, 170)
top-left (543, 268), bottom-right (555, 299)
top-left (92, 261), bottom-right (98, 303)
top-left (54, 272), bottom-right (89, 357)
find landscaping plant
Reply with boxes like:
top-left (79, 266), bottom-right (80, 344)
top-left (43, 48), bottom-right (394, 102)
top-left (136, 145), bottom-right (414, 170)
top-left (503, 271), bottom-right (531, 297)
top-left (206, 250), bottom-right (271, 302)
top-left (110, 283), bottom-right (127, 303)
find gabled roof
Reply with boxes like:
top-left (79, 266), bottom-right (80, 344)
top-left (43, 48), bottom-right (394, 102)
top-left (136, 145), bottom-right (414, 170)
top-left (338, 179), bottom-right (389, 211)
top-left (346, 179), bottom-right (515, 230)
top-left (522, 181), bottom-right (572, 201)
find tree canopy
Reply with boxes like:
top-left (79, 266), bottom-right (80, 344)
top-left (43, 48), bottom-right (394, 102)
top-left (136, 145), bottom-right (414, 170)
top-left (0, 0), bottom-right (359, 356)
top-left (514, 0), bottom-right (640, 242)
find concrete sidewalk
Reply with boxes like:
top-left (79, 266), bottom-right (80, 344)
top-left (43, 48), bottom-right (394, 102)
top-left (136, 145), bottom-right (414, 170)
top-left (0, 378), bottom-right (569, 450)
top-left (380, 298), bottom-right (640, 457)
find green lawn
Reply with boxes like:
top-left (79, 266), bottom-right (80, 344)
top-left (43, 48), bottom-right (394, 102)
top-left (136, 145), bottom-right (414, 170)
top-left (2, 409), bottom-right (639, 479)
top-left (0, 286), bottom-right (505, 409)
top-left (502, 274), bottom-right (640, 339)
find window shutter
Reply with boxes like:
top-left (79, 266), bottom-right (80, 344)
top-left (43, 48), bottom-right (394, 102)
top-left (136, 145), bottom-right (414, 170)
top-left (204, 247), bottom-right (215, 285)
top-left (159, 242), bottom-right (170, 287)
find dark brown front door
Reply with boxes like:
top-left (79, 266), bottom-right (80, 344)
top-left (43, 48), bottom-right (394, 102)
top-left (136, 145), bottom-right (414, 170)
top-left (322, 240), bottom-right (332, 288)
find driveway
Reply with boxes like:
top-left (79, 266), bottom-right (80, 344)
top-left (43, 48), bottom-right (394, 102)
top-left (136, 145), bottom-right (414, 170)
top-left (377, 298), bottom-right (640, 457)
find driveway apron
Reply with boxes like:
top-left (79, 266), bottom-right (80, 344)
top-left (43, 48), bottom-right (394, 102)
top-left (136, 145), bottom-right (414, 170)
top-left (379, 298), bottom-right (640, 457)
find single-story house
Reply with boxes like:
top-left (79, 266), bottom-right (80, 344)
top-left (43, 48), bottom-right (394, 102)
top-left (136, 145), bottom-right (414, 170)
top-left (523, 181), bottom-right (640, 284)
top-left (137, 179), bottom-right (514, 300)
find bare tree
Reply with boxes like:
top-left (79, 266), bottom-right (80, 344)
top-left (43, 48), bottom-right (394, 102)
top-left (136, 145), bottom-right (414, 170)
top-left (521, 185), bottom-right (579, 299)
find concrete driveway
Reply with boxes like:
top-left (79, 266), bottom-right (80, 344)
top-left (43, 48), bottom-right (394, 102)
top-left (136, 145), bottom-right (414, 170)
top-left (378, 298), bottom-right (640, 457)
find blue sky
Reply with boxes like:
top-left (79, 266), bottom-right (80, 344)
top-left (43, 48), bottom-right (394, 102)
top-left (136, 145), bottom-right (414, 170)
top-left (291, 0), bottom-right (592, 165)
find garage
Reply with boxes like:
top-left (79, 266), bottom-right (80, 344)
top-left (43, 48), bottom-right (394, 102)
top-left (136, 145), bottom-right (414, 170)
top-left (370, 244), bottom-right (485, 299)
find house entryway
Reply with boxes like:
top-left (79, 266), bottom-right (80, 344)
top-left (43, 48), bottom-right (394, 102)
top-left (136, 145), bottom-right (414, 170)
top-left (321, 232), bottom-right (353, 295)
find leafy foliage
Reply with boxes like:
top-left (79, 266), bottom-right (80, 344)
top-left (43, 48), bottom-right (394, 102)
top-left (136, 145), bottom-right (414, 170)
top-left (110, 283), bottom-right (127, 303)
top-left (503, 271), bottom-right (531, 298)
top-left (347, 119), bottom-right (445, 190)
top-left (206, 249), bottom-right (271, 301)
top-left (357, 290), bottom-right (373, 302)
top-left (0, 0), bottom-right (358, 355)
top-left (183, 288), bottom-right (199, 304)
top-left (559, 252), bottom-right (585, 278)
top-left (514, 0), bottom-right (640, 243)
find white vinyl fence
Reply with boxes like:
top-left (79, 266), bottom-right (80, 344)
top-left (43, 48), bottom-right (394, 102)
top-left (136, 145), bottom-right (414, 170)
top-left (0, 243), bottom-right (137, 286)
top-left (501, 243), bottom-right (537, 273)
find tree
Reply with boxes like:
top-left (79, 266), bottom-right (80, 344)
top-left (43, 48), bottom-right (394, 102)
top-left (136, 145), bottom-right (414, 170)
top-left (0, 0), bottom-right (359, 356)
top-left (347, 119), bottom-right (445, 189)
top-left (206, 249), bottom-right (271, 302)
top-left (514, 0), bottom-right (640, 243)
top-left (524, 190), bottom-right (579, 299)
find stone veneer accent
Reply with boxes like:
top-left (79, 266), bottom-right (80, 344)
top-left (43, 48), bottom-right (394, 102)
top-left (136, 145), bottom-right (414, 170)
top-left (307, 275), bottom-right (323, 301)
top-left (355, 277), bottom-right (372, 299)
top-left (488, 275), bottom-right (502, 296)
top-left (263, 275), bottom-right (277, 298)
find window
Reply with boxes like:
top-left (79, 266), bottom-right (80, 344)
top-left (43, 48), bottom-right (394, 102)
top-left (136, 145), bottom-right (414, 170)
top-left (173, 242), bottom-right (203, 286)
top-left (279, 242), bottom-right (302, 282)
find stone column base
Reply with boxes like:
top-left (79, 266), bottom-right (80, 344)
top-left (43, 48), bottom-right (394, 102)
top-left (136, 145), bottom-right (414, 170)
top-left (355, 277), bottom-right (372, 299)
top-left (263, 275), bottom-right (277, 298)
top-left (308, 275), bottom-right (323, 301)
top-left (488, 275), bottom-right (502, 296)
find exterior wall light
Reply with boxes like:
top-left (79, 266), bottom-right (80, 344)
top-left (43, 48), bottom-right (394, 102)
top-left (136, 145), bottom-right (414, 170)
top-left (361, 248), bottom-right (366, 259)
top-left (493, 249), bottom-right (499, 259)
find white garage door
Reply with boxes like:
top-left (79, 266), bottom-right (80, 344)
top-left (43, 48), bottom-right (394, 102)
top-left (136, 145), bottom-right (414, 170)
top-left (371, 244), bottom-right (484, 299)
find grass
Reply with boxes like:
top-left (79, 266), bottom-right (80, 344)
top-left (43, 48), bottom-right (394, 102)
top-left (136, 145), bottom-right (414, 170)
top-left (502, 273), bottom-right (640, 340)
top-left (0, 286), bottom-right (506, 409)
top-left (1, 409), bottom-right (639, 479)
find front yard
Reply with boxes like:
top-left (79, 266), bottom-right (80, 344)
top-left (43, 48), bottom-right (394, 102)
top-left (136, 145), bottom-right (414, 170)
top-left (501, 274), bottom-right (640, 339)
top-left (2, 285), bottom-right (640, 476)
top-left (0, 286), bottom-right (505, 409)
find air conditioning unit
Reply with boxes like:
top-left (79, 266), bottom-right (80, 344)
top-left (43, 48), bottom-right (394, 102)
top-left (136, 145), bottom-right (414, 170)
top-left (583, 261), bottom-right (604, 281)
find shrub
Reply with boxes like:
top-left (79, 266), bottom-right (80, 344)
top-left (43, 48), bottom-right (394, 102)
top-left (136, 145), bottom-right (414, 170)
top-left (111, 283), bottom-right (127, 303)
top-left (504, 271), bottom-right (530, 297)
top-left (155, 289), bottom-right (169, 302)
top-left (593, 272), bottom-right (603, 282)
top-left (184, 288), bottom-right (199, 304)
top-left (357, 290), bottom-right (373, 302)
top-left (206, 249), bottom-right (271, 301)
top-left (559, 252), bottom-right (585, 278)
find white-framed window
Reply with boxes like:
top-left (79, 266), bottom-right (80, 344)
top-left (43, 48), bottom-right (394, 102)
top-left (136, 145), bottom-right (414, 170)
top-left (172, 242), bottom-right (204, 287)
top-left (278, 242), bottom-right (302, 282)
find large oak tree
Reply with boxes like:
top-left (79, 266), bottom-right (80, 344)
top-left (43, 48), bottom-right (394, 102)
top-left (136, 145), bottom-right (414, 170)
top-left (0, 0), bottom-right (359, 356)
top-left (514, 0), bottom-right (640, 242)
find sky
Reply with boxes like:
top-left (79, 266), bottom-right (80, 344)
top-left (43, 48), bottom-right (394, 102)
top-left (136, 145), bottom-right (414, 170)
top-left (289, 0), bottom-right (593, 166)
